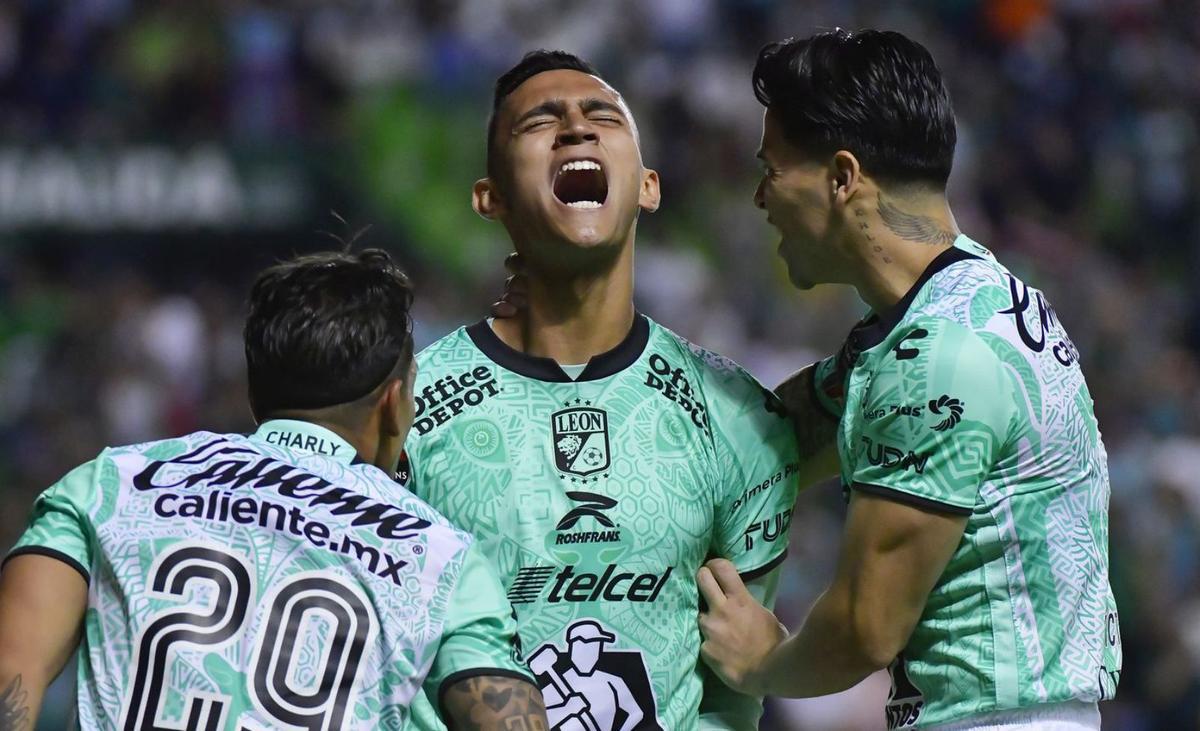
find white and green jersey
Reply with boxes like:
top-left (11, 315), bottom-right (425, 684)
top-left (814, 236), bottom-right (1121, 729)
top-left (402, 315), bottom-right (800, 731)
top-left (4, 420), bottom-right (530, 730)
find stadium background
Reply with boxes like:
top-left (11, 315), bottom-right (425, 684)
top-left (0, 1), bottom-right (1196, 729)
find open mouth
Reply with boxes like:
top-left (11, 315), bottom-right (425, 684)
top-left (553, 159), bottom-right (608, 209)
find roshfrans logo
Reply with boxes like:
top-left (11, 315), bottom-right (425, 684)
top-left (556, 491), bottom-right (621, 545)
top-left (553, 406), bottom-right (610, 477)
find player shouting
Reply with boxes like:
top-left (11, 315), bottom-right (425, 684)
top-left (0, 249), bottom-right (547, 730)
top-left (698, 30), bottom-right (1121, 731)
top-left (401, 51), bottom-right (803, 731)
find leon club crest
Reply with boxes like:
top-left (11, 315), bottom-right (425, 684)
top-left (552, 406), bottom-right (610, 477)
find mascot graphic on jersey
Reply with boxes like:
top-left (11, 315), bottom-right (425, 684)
top-left (527, 620), bottom-right (662, 731)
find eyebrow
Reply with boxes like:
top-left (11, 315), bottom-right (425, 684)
top-left (514, 99), bottom-right (568, 127)
top-left (579, 98), bottom-right (627, 119)
top-left (513, 97), bottom-right (628, 128)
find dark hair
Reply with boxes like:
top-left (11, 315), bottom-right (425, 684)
top-left (244, 248), bottom-right (414, 417)
top-left (753, 29), bottom-right (956, 187)
top-left (486, 50), bottom-right (601, 178)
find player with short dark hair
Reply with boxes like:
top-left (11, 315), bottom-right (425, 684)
top-left (401, 50), bottom-right (804, 731)
top-left (0, 248), bottom-right (548, 731)
top-left (697, 29), bottom-right (1121, 731)
top-left (751, 30), bottom-right (956, 190)
top-left (486, 50), bottom-right (604, 181)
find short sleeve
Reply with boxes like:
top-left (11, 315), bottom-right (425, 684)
top-left (811, 353), bottom-right (847, 418)
top-left (850, 320), bottom-right (1015, 514)
top-left (709, 371), bottom-right (801, 578)
top-left (425, 542), bottom-right (534, 719)
top-left (3, 459), bottom-right (97, 583)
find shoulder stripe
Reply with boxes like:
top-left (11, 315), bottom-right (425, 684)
top-left (852, 482), bottom-right (972, 516)
top-left (738, 550), bottom-right (789, 583)
top-left (3, 546), bottom-right (91, 584)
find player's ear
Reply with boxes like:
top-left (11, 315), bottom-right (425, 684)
top-left (473, 178), bottom-right (505, 220)
top-left (638, 168), bottom-right (660, 213)
top-left (379, 378), bottom-right (407, 438)
top-left (830, 150), bottom-right (862, 208)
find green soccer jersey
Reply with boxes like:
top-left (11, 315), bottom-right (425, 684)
top-left (4, 419), bottom-right (530, 730)
top-left (402, 315), bottom-right (800, 731)
top-left (814, 237), bottom-right (1121, 729)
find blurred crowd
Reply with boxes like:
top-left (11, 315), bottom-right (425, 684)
top-left (2, 1), bottom-right (1199, 729)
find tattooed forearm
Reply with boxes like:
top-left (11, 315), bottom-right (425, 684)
top-left (775, 366), bottom-right (837, 460)
top-left (444, 675), bottom-right (548, 731)
top-left (877, 195), bottom-right (957, 247)
top-left (776, 366), bottom-right (840, 487)
top-left (0, 675), bottom-right (31, 731)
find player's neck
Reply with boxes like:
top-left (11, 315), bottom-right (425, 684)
top-left (264, 411), bottom-right (382, 469)
top-left (849, 193), bottom-right (959, 313)
top-left (492, 245), bottom-right (636, 364)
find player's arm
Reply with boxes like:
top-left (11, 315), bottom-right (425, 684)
top-left (700, 321), bottom-right (1010, 697)
top-left (698, 493), bottom-right (967, 696)
top-left (0, 555), bottom-right (88, 730)
top-left (442, 675), bottom-right (547, 731)
top-left (697, 567), bottom-right (780, 731)
top-left (776, 315), bottom-right (883, 488)
top-left (774, 363), bottom-right (839, 487)
top-left (701, 363), bottom-right (800, 729)
top-left (426, 543), bottom-right (546, 730)
top-left (0, 459), bottom-right (97, 730)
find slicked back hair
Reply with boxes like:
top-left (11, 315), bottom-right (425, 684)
top-left (244, 248), bottom-right (414, 418)
top-left (486, 50), bottom-right (602, 180)
top-left (753, 29), bottom-right (956, 188)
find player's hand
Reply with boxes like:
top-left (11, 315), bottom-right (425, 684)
top-left (697, 558), bottom-right (787, 696)
top-left (561, 693), bottom-right (587, 718)
top-left (490, 252), bottom-right (528, 319)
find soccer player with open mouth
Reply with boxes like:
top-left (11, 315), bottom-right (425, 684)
top-left (696, 30), bottom-right (1122, 731)
top-left (400, 51), bottom-right (815, 731)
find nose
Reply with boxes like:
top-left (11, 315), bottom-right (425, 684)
top-left (753, 178), bottom-right (766, 210)
top-left (555, 112), bottom-right (598, 148)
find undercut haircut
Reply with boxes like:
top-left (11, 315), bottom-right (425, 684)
top-left (486, 50), bottom-right (602, 179)
top-left (244, 248), bottom-right (415, 417)
top-left (753, 29), bottom-right (956, 187)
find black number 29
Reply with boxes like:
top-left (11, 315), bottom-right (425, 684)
top-left (119, 544), bottom-right (376, 731)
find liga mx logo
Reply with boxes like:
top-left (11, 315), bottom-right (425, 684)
top-left (553, 406), bottom-right (610, 477)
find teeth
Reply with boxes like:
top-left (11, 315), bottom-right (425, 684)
top-left (560, 160), bottom-right (602, 173)
top-left (566, 200), bottom-right (602, 209)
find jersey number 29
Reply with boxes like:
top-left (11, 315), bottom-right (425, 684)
top-left (118, 543), bottom-right (376, 731)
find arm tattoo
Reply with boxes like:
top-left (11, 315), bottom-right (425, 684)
top-left (445, 675), bottom-right (548, 731)
top-left (0, 675), bottom-right (31, 731)
top-left (877, 195), bottom-right (957, 247)
top-left (775, 366), bottom-right (837, 460)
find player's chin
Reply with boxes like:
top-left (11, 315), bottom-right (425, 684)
top-left (786, 263), bottom-right (816, 290)
top-left (549, 211), bottom-right (625, 249)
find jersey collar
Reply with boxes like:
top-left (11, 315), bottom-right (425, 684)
top-left (847, 239), bottom-right (980, 353)
top-left (251, 419), bottom-right (357, 464)
top-left (466, 313), bottom-right (651, 382)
